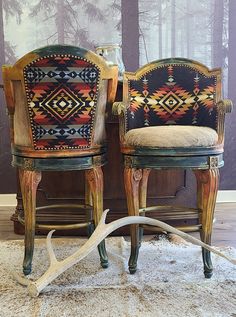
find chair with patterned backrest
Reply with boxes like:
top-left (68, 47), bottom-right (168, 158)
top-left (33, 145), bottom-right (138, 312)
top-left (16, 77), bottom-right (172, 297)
top-left (114, 58), bottom-right (232, 278)
top-left (2, 45), bottom-right (118, 275)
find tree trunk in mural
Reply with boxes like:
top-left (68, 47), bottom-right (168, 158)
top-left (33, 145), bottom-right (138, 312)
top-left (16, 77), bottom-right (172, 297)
top-left (121, 0), bottom-right (139, 71)
top-left (56, 0), bottom-right (65, 44)
top-left (30, 0), bottom-right (106, 48)
top-left (0, 0), bottom-right (5, 121)
top-left (185, 0), bottom-right (191, 58)
top-left (158, 0), bottom-right (162, 59)
top-left (171, 0), bottom-right (176, 57)
top-left (0, 0), bottom-right (5, 69)
top-left (31, 0), bottom-right (66, 45)
top-left (221, 0), bottom-right (236, 189)
top-left (0, 0), bottom-right (16, 193)
top-left (212, 0), bottom-right (224, 67)
top-left (0, 0), bottom-right (5, 68)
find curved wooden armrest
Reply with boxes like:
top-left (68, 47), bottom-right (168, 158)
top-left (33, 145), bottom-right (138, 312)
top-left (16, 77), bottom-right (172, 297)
top-left (217, 99), bottom-right (233, 144)
top-left (217, 99), bottom-right (233, 113)
top-left (112, 102), bottom-right (126, 142)
top-left (112, 102), bottom-right (125, 115)
top-left (107, 65), bottom-right (118, 104)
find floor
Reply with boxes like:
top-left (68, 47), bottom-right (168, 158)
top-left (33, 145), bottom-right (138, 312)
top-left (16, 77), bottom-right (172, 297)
top-left (0, 203), bottom-right (235, 247)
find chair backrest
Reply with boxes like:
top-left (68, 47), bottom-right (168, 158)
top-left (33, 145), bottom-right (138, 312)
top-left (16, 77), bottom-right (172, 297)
top-left (123, 58), bottom-right (221, 133)
top-left (2, 45), bottom-right (118, 158)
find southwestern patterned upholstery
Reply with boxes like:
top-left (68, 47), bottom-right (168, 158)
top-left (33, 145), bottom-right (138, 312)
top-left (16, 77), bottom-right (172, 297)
top-left (24, 56), bottom-right (100, 150)
top-left (126, 62), bottom-right (218, 132)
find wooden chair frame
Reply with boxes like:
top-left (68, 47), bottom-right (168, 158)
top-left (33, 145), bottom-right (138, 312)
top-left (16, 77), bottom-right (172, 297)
top-left (2, 45), bottom-right (118, 275)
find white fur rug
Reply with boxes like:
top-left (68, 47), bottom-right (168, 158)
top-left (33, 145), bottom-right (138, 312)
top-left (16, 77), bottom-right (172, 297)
top-left (0, 237), bottom-right (235, 317)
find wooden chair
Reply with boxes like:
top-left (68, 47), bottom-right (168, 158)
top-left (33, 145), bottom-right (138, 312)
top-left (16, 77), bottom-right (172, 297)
top-left (2, 45), bottom-right (118, 275)
top-left (114, 58), bottom-right (232, 278)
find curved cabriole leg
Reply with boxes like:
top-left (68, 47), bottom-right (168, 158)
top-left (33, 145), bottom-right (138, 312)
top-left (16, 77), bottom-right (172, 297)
top-left (139, 169), bottom-right (151, 246)
top-left (19, 168), bottom-right (42, 275)
top-left (194, 168), bottom-right (219, 278)
top-left (124, 167), bottom-right (142, 274)
top-left (85, 167), bottom-right (108, 268)
top-left (85, 177), bottom-right (94, 237)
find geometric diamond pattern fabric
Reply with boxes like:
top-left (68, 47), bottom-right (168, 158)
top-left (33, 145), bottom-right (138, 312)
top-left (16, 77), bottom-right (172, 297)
top-left (24, 55), bottom-right (100, 150)
top-left (127, 64), bottom-right (217, 132)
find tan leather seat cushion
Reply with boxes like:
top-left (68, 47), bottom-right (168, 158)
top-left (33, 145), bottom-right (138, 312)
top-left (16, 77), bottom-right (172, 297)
top-left (124, 126), bottom-right (218, 148)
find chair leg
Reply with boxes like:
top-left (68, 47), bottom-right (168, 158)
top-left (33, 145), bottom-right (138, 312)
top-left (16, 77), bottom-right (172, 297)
top-left (85, 177), bottom-right (94, 237)
top-left (139, 169), bottom-right (151, 246)
top-left (124, 167), bottom-right (142, 274)
top-left (19, 168), bottom-right (42, 275)
top-left (85, 167), bottom-right (108, 268)
top-left (194, 168), bottom-right (219, 278)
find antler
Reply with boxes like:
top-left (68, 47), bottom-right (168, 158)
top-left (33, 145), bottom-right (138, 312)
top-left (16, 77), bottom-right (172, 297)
top-left (12, 210), bottom-right (236, 297)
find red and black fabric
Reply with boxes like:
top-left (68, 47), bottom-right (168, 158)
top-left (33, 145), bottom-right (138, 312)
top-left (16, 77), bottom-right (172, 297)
top-left (127, 64), bottom-right (217, 132)
top-left (24, 55), bottom-right (100, 150)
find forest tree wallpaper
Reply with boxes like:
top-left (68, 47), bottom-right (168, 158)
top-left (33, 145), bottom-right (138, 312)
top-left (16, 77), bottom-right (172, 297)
top-left (0, 0), bottom-right (235, 193)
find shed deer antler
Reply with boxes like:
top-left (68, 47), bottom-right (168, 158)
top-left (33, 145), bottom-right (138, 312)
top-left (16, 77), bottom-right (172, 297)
top-left (12, 210), bottom-right (236, 297)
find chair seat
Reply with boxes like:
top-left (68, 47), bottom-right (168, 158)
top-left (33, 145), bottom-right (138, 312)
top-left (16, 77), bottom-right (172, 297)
top-left (124, 125), bottom-right (218, 148)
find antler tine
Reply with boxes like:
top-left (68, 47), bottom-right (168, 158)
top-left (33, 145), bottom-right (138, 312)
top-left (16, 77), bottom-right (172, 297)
top-left (46, 230), bottom-right (58, 265)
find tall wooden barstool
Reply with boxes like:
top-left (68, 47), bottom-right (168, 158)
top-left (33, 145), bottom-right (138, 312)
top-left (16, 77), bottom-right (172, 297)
top-left (2, 45), bottom-right (118, 275)
top-left (114, 58), bottom-right (232, 278)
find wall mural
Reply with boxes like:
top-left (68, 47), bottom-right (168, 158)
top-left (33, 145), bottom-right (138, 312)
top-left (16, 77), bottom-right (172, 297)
top-left (139, 0), bottom-right (228, 69)
top-left (0, 0), bottom-right (235, 192)
top-left (1, 0), bottom-right (121, 61)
